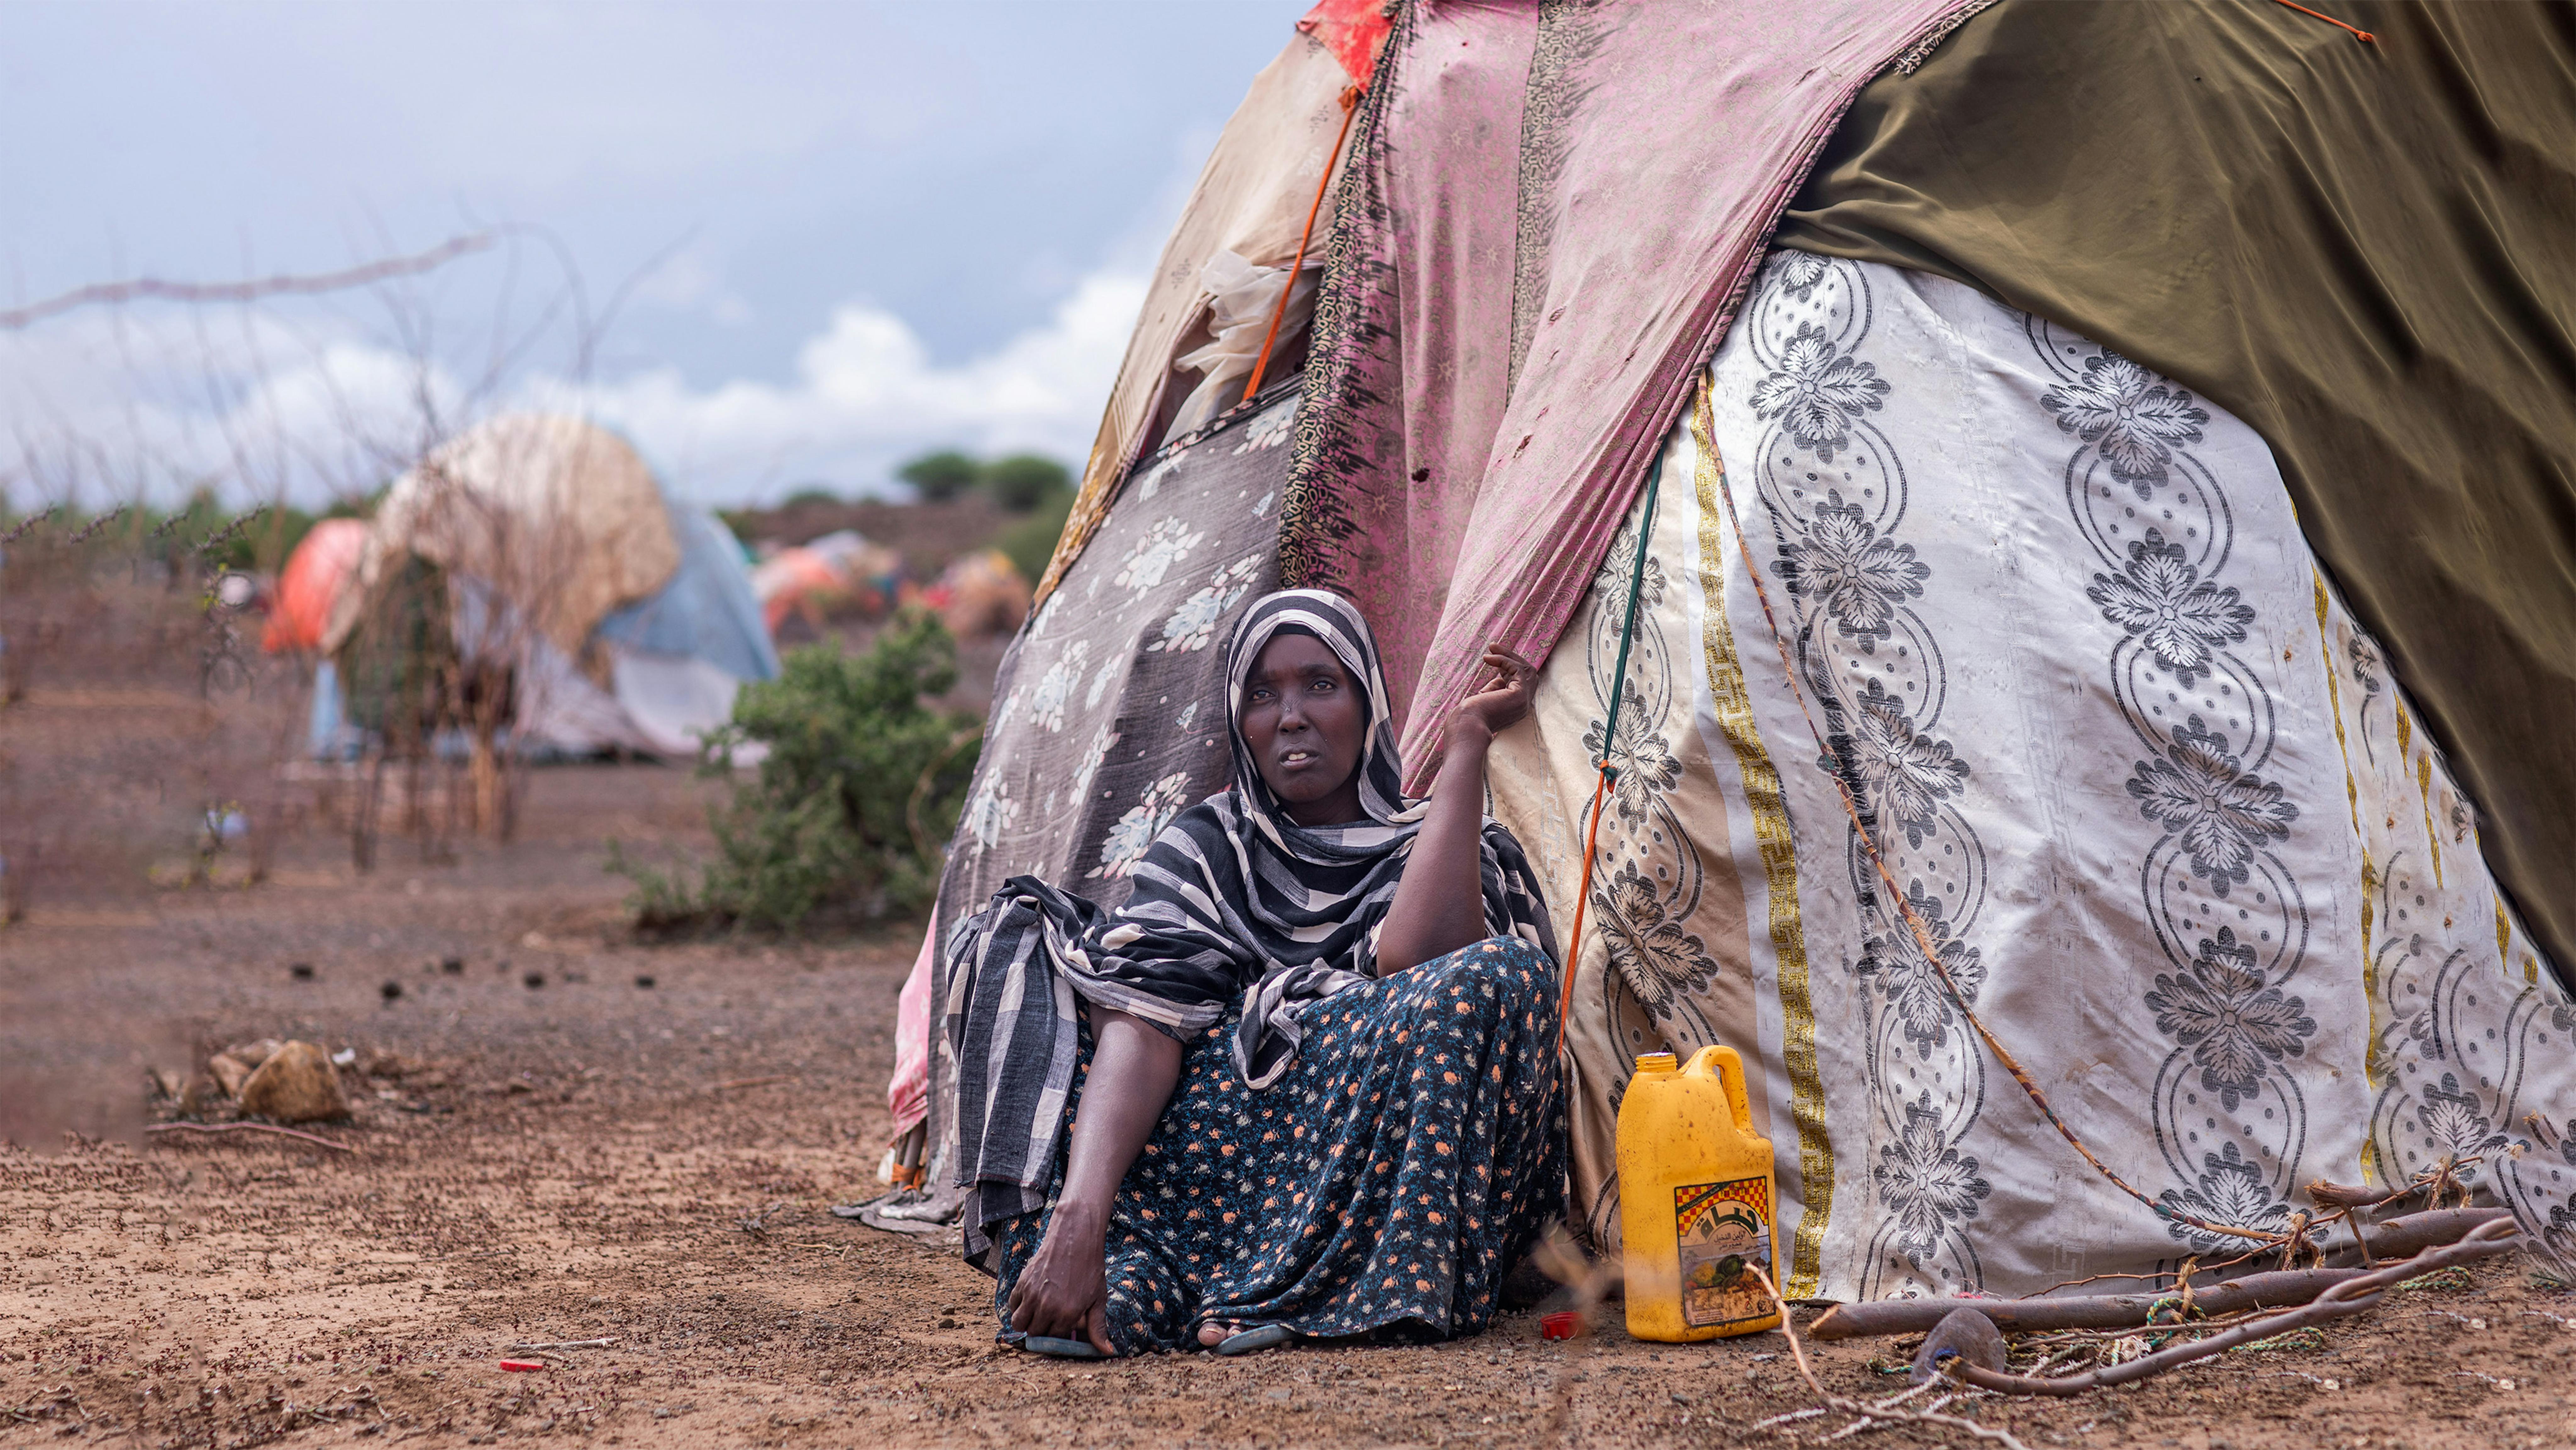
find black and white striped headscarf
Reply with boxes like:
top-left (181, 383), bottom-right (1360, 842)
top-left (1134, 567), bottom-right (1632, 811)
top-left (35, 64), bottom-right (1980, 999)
top-left (944, 589), bottom-right (1555, 1264)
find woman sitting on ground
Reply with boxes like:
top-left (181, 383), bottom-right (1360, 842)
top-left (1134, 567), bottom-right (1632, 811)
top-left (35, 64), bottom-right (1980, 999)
top-left (944, 589), bottom-right (1562, 1356)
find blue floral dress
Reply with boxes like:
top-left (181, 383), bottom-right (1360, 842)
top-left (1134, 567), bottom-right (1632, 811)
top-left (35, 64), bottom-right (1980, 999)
top-left (991, 936), bottom-right (1564, 1353)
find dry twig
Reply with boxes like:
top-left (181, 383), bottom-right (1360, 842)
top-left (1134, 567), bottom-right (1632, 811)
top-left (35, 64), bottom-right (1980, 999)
top-left (0, 235), bottom-right (493, 330)
top-left (144, 1121), bottom-right (358, 1154)
top-left (2015, 1311), bottom-right (2271, 1346)
top-left (1751, 1265), bottom-right (2030, 1450)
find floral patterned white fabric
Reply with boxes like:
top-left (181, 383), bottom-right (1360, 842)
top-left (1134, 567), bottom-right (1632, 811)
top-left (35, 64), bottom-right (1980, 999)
top-left (1488, 253), bottom-right (2576, 1299)
top-left (918, 388), bottom-right (1300, 1216)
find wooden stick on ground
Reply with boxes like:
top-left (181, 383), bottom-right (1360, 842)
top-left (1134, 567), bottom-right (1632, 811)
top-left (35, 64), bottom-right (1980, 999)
top-left (1809, 1208), bottom-right (2510, 1340)
top-left (1944, 1216), bottom-right (2522, 1397)
top-left (2312, 1207), bottom-right (2509, 1266)
top-left (143, 1121), bottom-right (358, 1154)
top-left (1811, 1269), bottom-right (2364, 1340)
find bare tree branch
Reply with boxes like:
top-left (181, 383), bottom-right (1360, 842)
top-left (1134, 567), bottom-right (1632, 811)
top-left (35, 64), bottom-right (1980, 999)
top-left (0, 235), bottom-right (494, 331)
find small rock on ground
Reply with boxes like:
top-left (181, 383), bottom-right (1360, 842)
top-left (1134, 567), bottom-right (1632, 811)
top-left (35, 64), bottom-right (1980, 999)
top-left (238, 1040), bottom-right (350, 1123)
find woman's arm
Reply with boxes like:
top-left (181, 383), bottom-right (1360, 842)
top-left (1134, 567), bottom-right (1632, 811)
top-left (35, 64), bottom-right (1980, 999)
top-left (1375, 644), bottom-right (1538, 974)
top-left (1002, 1004), bottom-right (1183, 1354)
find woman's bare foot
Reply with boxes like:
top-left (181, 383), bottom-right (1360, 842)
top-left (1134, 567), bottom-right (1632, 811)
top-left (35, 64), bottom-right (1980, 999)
top-left (1195, 1320), bottom-right (1241, 1348)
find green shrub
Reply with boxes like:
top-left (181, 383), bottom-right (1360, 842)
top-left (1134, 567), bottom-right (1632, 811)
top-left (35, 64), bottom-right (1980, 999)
top-left (982, 453), bottom-right (1072, 512)
top-left (612, 609), bottom-right (982, 934)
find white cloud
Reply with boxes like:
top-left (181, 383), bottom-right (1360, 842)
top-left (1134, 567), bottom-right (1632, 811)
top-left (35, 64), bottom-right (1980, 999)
top-left (0, 263), bottom-right (1146, 512)
top-left (0, 309), bottom-right (464, 507)
top-left (546, 265), bottom-right (1144, 504)
top-left (630, 248), bottom-right (755, 327)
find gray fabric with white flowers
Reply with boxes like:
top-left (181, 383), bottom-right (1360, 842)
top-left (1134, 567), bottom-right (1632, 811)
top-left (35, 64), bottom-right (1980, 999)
top-left (1500, 252), bottom-right (2576, 1301)
top-left (1699, 252), bottom-right (2576, 1294)
top-left (923, 387), bottom-right (1300, 1217)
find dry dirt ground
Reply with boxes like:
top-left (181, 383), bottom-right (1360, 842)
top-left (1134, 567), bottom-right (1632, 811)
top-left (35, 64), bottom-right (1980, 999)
top-left (5, 765), bottom-right (2576, 1450)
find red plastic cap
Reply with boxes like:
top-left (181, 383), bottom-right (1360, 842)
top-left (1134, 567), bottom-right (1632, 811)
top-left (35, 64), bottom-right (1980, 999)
top-left (1540, 1311), bottom-right (1582, 1341)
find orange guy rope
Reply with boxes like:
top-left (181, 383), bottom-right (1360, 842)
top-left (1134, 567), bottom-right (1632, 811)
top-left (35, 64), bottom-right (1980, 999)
top-left (1241, 84), bottom-right (1363, 406)
top-left (2267, 0), bottom-right (2374, 43)
top-left (1556, 768), bottom-right (1615, 1053)
top-left (1555, 452), bottom-right (1665, 1053)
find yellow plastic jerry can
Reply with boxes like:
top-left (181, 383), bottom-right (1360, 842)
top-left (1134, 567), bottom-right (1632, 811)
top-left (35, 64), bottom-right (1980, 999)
top-left (1616, 1044), bottom-right (1781, 1341)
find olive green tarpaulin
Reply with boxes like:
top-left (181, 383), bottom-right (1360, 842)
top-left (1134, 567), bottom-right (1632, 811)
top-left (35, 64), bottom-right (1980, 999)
top-left (1775, 0), bottom-right (2576, 986)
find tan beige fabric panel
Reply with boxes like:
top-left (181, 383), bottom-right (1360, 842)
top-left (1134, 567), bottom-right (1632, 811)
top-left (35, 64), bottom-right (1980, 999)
top-left (1039, 34), bottom-right (1356, 604)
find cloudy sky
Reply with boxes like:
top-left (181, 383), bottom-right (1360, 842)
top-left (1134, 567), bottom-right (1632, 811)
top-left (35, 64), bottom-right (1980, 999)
top-left (0, 1), bottom-right (1305, 507)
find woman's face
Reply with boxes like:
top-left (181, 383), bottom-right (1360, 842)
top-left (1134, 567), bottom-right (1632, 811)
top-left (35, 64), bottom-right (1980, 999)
top-left (1240, 632), bottom-right (1367, 826)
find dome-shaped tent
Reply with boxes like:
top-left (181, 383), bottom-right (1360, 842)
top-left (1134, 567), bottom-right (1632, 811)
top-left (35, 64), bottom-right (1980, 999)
top-left (320, 413), bottom-right (775, 759)
top-left (892, 0), bottom-right (2576, 1306)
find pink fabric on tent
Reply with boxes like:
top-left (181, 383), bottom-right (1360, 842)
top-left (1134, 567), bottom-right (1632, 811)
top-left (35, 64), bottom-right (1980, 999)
top-left (1285, 0), bottom-right (1985, 785)
top-left (887, 920), bottom-right (934, 1136)
top-left (1285, 0), bottom-right (1536, 734)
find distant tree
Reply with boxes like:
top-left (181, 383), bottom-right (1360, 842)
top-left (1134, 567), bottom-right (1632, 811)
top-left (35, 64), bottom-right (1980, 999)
top-left (982, 453), bottom-right (1072, 513)
top-left (782, 484), bottom-right (842, 508)
top-left (898, 450), bottom-right (980, 503)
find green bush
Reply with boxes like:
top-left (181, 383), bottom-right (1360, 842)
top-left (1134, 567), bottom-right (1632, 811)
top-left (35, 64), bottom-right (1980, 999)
top-left (982, 453), bottom-right (1071, 512)
top-left (612, 609), bottom-right (982, 934)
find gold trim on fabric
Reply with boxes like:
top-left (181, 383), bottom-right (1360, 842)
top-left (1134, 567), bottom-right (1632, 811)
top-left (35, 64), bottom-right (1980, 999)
top-left (2312, 575), bottom-right (2361, 836)
top-left (1690, 376), bottom-right (1832, 1298)
top-left (2418, 755), bottom-right (2443, 889)
top-left (2314, 572), bottom-right (2376, 1181)
top-left (2499, 897), bottom-right (2533, 987)
top-left (2359, 849), bottom-right (2380, 1183)
top-left (2359, 854), bottom-right (2378, 1019)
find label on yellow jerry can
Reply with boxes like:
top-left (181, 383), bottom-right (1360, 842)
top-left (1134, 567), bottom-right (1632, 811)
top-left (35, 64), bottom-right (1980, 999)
top-left (1674, 1177), bottom-right (1773, 1330)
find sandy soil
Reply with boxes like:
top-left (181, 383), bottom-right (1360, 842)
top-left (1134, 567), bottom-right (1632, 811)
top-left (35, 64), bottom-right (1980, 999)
top-left (6, 764), bottom-right (2575, 1450)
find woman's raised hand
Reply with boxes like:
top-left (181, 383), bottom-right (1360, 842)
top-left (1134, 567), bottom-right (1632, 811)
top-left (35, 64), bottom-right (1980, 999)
top-left (1452, 643), bottom-right (1539, 743)
top-left (1381, 641), bottom-right (1534, 972)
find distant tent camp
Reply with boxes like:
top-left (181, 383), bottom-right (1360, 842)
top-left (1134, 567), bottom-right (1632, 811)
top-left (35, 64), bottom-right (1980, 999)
top-left (884, 0), bottom-right (2576, 1301)
top-left (317, 413), bottom-right (776, 760)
